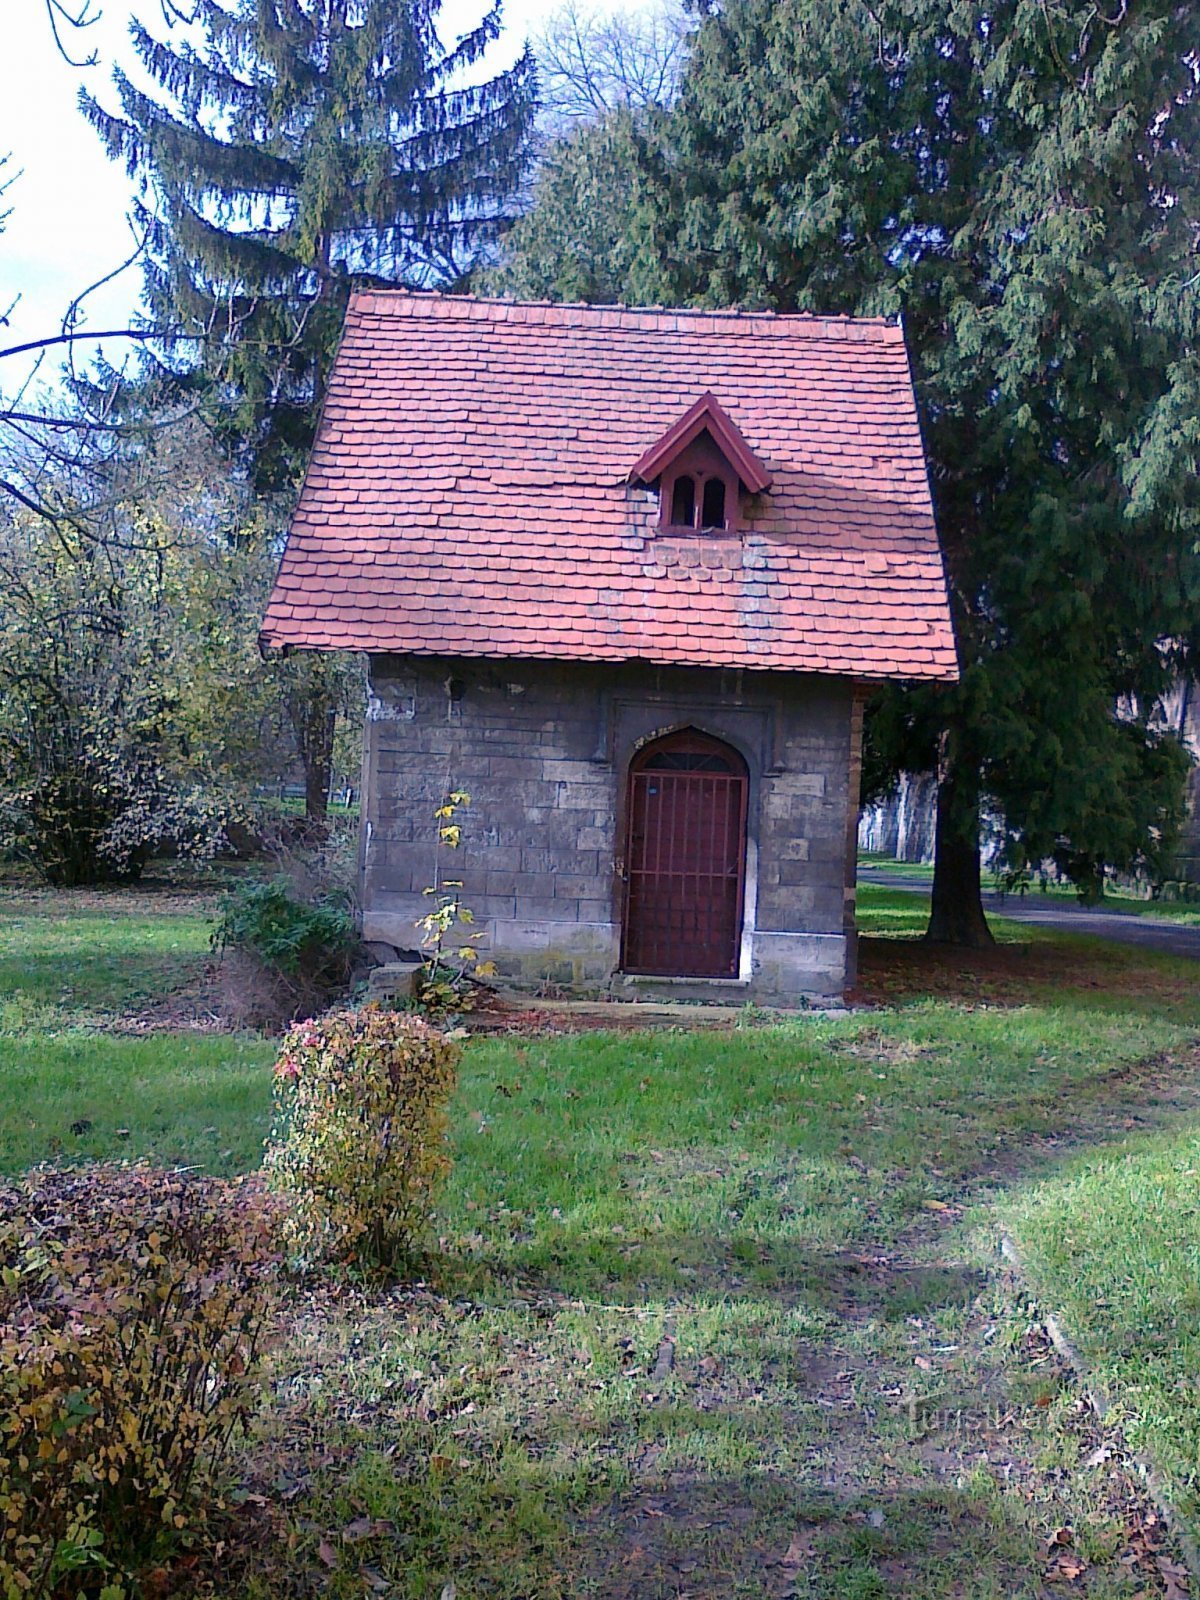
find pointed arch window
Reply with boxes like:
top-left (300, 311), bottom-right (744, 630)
top-left (670, 473), bottom-right (696, 527)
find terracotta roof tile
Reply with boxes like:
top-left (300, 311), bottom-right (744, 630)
top-left (263, 291), bottom-right (957, 681)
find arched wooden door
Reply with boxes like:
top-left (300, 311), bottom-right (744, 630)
top-left (620, 730), bottom-right (749, 978)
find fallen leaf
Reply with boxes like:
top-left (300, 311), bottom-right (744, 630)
top-left (1158, 1556), bottom-right (1191, 1599)
top-left (782, 1532), bottom-right (816, 1565)
top-left (317, 1538), bottom-right (338, 1569)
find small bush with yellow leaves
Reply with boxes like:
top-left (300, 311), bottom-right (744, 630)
top-left (264, 1006), bottom-right (462, 1273)
top-left (0, 1163), bottom-right (279, 1599)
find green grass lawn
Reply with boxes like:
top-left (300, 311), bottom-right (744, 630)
top-left (0, 882), bottom-right (275, 1172)
top-left (859, 853), bottom-right (1200, 923)
top-left (0, 1031), bottom-right (273, 1173)
top-left (1005, 1106), bottom-right (1200, 1525)
top-left (0, 883), bottom-right (216, 1022)
top-left (4, 881), bottom-right (1200, 1595)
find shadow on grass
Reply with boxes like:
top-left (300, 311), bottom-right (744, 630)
top-left (855, 932), bottom-right (1200, 1025)
top-left (573, 1477), bottom-right (1061, 1600)
top-left (443, 1231), bottom-right (990, 1318)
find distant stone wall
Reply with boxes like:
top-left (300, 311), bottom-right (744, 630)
top-left (361, 655), bottom-right (863, 1001)
top-left (1159, 680), bottom-right (1200, 884)
top-left (1180, 770), bottom-right (1200, 885)
top-left (858, 772), bottom-right (938, 862)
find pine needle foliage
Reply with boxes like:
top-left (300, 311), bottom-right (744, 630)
top-left (82, 0), bottom-right (536, 487)
top-left (526, 0), bottom-right (1200, 934)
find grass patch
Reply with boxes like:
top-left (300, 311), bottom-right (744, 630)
top-left (0, 884), bottom-right (215, 1022)
top-left (0, 1030), bottom-right (274, 1174)
top-left (444, 1008), bottom-right (1190, 1300)
top-left (239, 1007), bottom-right (1200, 1598)
top-left (4, 880), bottom-right (1200, 1594)
top-left (1005, 1096), bottom-right (1200, 1524)
top-left (857, 886), bottom-right (1200, 1024)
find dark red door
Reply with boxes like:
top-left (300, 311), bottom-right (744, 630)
top-left (621, 730), bottom-right (748, 978)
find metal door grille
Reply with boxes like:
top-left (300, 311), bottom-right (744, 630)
top-left (621, 734), bottom-right (748, 978)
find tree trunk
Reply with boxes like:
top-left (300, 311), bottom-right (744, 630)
top-left (925, 761), bottom-right (994, 947)
top-left (301, 703), bottom-right (336, 824)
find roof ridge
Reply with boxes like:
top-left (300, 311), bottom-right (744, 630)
top-left (347, 288), bottom-right (903, 339)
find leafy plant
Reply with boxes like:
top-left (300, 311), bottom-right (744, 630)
top-left (264, 1006), bottom-right (462, 1273)
top-left (213, 877), bottom-right (358, 987)
top-left (415, 791), bottom-right (496, 1015)
top-left (0, 1163), bottom-right (279, 1598)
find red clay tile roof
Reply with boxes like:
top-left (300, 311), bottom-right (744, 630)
top-left (262, 291), bottom-right (958, 681)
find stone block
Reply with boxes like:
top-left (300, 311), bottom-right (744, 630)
top-left (777, 858), bottom-right (817, 888)
top-left (520, 847), bottom-right (562, 873)
top-left (366, 962), bottom-right (421, 1002)
top-left (473, 845), bottom-right (520, 870)
top-left (555, 783), bottom-right (611, 810)
top-left (552, 874), bottom-right (604, 899)
top-left (513, 895), bottom-right (575, 921)
top-left (543, 759), bottom-right (603, 783)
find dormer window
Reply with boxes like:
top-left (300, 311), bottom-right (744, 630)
top-left (661, 451), bottom-right (736, 531)
top-left (629, 392), bottom-right (772, 535)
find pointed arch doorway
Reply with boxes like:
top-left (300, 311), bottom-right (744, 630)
top-left (620, 729), bottom-right (749, 978)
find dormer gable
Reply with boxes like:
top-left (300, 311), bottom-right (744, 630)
top-left (630, 393), bottom-right (772, 533)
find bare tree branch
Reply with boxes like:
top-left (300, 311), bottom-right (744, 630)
top-left (532, 0), bottom-right (691, 130)
top-left (44, 0), bottom-right (103, 68)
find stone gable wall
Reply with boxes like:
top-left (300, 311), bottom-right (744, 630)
top-left (361, 655), bottom-right (860, 1000)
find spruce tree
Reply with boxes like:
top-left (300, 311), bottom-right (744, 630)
top-left (585, 0), bottom-right (1200, 939)
top-left (84, 0), bottom-right (535, 488)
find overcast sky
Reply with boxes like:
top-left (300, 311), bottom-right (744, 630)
top-left (0, 0), bottom-right (576, 398)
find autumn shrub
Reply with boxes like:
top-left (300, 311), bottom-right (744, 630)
top-left (0, 1164), bottom-right (279, 1599)
top-left (264, 1006), bottom-right (462, 1273)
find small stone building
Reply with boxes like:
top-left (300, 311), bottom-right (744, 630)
top-left (262, 292), bottom-right (956, 1001)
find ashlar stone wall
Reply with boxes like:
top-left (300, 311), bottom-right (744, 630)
top-left (361, 655), bottom-right (863, 1001)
